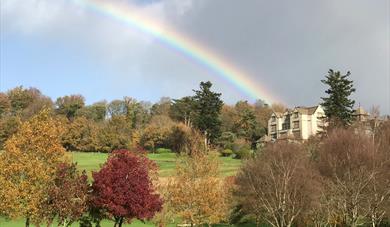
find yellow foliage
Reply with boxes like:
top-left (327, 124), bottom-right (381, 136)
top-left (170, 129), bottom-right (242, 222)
top-left (166, 152), bottom-right (231, 226)
top-left (0, 109), bottom-right (68, 225)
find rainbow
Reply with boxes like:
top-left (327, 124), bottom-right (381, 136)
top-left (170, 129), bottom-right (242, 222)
top-left (72, 0), bottom-right (279, 103)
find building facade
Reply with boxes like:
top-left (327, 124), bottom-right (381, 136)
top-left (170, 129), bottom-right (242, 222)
top-left (268, 105), bottom-right (326, 140)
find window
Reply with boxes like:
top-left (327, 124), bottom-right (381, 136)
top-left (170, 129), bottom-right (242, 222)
top-left (294, 112), bottom-right (299, 118)
top-left (282, 115), bottom-right (290, 130)
top-left (293, 121), bottom-right (299, 129)
top-left (272, 116), bottom-right (276, 122)
top-left (271, 125), bottom-right (276, 132)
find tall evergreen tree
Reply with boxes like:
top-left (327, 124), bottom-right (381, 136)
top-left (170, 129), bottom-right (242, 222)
top-left (321, 69), bottom-right (356, 126)
top-left (192, 81), bottom-right (224, 143)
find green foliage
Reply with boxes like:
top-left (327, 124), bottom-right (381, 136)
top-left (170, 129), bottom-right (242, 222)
top-left (232, 139), bottom-right (253, 159)
top-left (233, 148), bottom-right (253, 160)
top-left (56, 95), bottom-right (85, 120)
top-left (97, 116), bottom-right (133, 153)
top-left (217, 131), bottom-right (236, 150)
top-left (76, 101), bottom-right (107, 122)
top-left (321, 69), bottom-right (356, 126)
top-left (221, 149), bottom-right (233, 157)
top-left (192, 81), bottom-right (224, 143)
top-left (156, 148), bottom-right (172, 154)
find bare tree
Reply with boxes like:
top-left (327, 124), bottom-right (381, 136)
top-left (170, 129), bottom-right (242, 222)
top-left (317, 128), bottom-right (390, 227)
top-left (235, 142), bottom-right (319, 227)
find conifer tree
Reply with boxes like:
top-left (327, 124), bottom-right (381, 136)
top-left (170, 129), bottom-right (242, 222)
top-left (321, 69), bottom-right (356, 126)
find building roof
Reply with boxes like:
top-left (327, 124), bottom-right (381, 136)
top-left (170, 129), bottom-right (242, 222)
top-left (354, 107), bottom-right (369, 116)
top-left (295, 106), bottom-right (319, 115)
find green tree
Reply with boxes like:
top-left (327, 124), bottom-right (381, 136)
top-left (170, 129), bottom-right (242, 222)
top-left (55, 95), bottom-right (85, 120)
top-left (321, 69), bottom-right (356, 126)
top-left (170, 96), bottom-right (195, 127)
top-left (192, 81), bottom-right (223, 144)
top-left (77, 101), bottom-right (107, 122)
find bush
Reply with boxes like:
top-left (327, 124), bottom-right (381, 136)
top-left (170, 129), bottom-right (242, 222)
top-left (220, 149), bottom-right (233, 157)
top-left (234, 148), bottom-right (253, 159)
top-left (156, 148), bottom-right (172, 154)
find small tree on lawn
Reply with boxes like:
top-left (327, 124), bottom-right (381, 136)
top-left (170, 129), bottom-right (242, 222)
top-left (167, 151), bottom-right (232, 226)
top-left (90, 149), bottom-right (162, 227)
top-left (0, 109), bottom-right (68, 227)
top-left (235, 142), bottom-right (320, 227)
top-left (44, 162), bottom-right (89, 227)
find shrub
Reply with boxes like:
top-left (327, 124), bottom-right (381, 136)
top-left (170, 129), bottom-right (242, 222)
top-left (234, 148), bottom-right (253, 159)
top-left (221, 149), bottom-right (233, 157)
top-left (156, 148), bottom-right (172, 154)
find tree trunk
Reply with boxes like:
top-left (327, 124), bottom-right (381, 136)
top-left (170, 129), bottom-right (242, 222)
top-left (118, 217), bottom-right (124, 227)
top-left (25, 217), bottom-right (30, 227)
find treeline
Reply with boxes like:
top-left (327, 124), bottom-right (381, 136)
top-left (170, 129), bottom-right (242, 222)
top-left (0, 82), bottom-right (283, 156)
top-left (1, 108), bottom-right (389, 227)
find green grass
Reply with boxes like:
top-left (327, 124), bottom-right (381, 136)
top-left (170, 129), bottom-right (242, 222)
top-left (1, 152), bottom-right (242, 227)
top-left (71, 152), bottom-right (242, 178)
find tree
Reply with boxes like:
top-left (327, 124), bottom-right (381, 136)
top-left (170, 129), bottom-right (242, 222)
top-left (235, 142), bottom-right (319, 227)
top-left (56, 95), bottom-right (85, 120)
top-left (321, 69), bottom-right (356, 126)
top-left (0, 92), bottom-right (11, 117)
top-left (0, 109), bottom-right (68, 227)
top-left (97, 115), bottom-right (133, 153)
top-left (44, 163), bottom-right (89, 227)
top-left (170, 96), bottom-right (195, 127)
top-left (77, 101), bottom-right (107, 122)
top-left (234, 101), bottom-right (264, 148)
top-left (107, 99), bottom-right (127, 117)
top-left (0, 115), bottom-right (21, 149)
top-left (6, 87), bottom-right (53, 119)
top-left (192, 81), bottom-right (224, 144)
top-left (91, 150), bottom-right (162, 227)
top-left (167, 151), bottom-right (231, 226)
top-left (62, 116), bottom-right (99, 152)
top-left (151, 97), bottom-right (172, 116)
top-left (317, 128), bottom-right (390, 227)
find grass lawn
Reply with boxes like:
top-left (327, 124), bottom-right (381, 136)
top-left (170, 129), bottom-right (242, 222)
top-left (0, 152), bottom-right (243, 227)
top-left (70, 152), bottom-right (242, 178)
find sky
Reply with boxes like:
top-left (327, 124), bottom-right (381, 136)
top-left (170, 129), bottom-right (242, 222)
top-left (1, 0), bottom-right (389, 113)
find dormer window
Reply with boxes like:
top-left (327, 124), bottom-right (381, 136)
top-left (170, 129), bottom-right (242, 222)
top-left (272, 116), bottom-right (276, 122)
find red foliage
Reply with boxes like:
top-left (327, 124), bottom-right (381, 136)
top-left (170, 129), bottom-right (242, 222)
top-left (91, 149), bottom-right (162, 225)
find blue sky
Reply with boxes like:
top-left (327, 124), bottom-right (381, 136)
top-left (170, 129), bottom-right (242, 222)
top-left (1, 0), bottom-right (389, 113)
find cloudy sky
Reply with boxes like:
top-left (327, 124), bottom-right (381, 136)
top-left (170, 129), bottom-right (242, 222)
top-left (1, 0), bottom-right (389, 113)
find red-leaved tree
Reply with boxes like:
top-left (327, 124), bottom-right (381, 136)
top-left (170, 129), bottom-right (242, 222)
top-left (91, 149), bottom-right (162, 227)
top-left (44, 162), bottom-right (89, 227)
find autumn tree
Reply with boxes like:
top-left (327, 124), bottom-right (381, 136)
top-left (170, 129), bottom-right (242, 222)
top-left (77, 101), bottom-right (107, 122)
top-left (0, 109), bottom-right (68, 227)
top-left (151, 97), bottom-right (172, 117)
top-left (321, 69), bottom-right (356, 126)
top-left (56, 95), bottom-right (85, 120)
top-left (317, 128), bottom-right (390, 227)
top-left (235, 142), bottom-right (319, 227)
top-left (167, 151), bottom-right (231, 226)
top-left (97, 115), bottom-right (133, 153)
top-left (0, 92), bottom-right (11, 117)
top-left (90, 150), bottom-right (162, 227)
top-left (44, 163), bottom-right (89, 227)
top-left (62, 116), bottom-right (99, 152)
top-left (6, 86), bottom-right (53, 119)
top-left (0, 115), bottom-right (21, 149)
